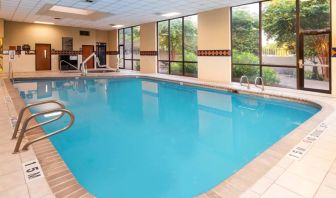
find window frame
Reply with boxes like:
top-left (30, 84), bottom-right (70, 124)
top-left (157, 14), bottom-right (198, 77)
top-left (230, 0), bottom-right (332, 93)
top-left (118, 26), bottom-right (141, 71)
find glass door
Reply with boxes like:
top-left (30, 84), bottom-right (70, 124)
top-left (300, 33), bottom-right (331, 92)
top-left (118, 45), bottom-right (125, 69)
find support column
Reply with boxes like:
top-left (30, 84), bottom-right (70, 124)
top-left (197, 7), bottom-right (231, 82)
top-left (0, 19), bottom-right (4, 73)
top-left (332, 1), bottom-right (336, 95)
top-left (140, 22), bottom-right (157, 73)
top-left (107, 29), bottom-right (119, 68)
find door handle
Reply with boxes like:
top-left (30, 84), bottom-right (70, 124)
top-left (44, 50), bottom-right (47, 59)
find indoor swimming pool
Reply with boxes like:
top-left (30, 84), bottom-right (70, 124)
top-left (14, 77), bottom-right (320, 198)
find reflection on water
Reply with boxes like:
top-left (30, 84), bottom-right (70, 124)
top-left (14, 78), bottom-right (319, 198)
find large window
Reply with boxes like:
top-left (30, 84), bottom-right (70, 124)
top-left (118, 26), bottom-right (140, 71)
top-left (157, 15), bottom-right (198, 77)
top-left (232, 0), bottom-right (331, 92)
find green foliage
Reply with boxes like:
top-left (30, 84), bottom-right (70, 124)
top-left (232, 49), bottom-right (259, 64)
top-left (232, 9), bottom-right (259, 56)
top-left (304, 70), bottom-right (323, 80)
top-left (158, 17), bottom-right (198, 63)
top-left (262, 68), bottom-right (280, 85)
top-left (263, 0), bottom-right (330, 60)
top-left (262, 0), bottom-right (296, 51)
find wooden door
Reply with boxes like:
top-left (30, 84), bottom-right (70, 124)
top-left (35, 44), bottom-right (51, 71)
top-left (82, 45), bottom-right (94, 69)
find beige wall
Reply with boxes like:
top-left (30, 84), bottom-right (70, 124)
top-left (198, 7), bottom-right (231, 83)
top-left (0, 19), bottom-right (4, 37)
top-left (332, 1), bottom-right (336, 95)
top-left (140, 22), bottom-right (157, 73)
top-left (1, 21), bottom-right (117, 72)
top-left (108, 30), bottom-right (118, 68)
top-left (4, 21), bottom-right (109, 50)
top-left (198, 8), bottom-right (231, 50)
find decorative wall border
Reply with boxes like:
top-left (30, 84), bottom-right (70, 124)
top-left (107, 51), bottom-right (119, 55)
top-left (332, 48), bottom-right (336, 57)
top-left (52, 50), bottom-right (82, 55)
top-left (140, 51), bottom-right (158, 56)
top-left (197, 49), bottom-right (231, 56)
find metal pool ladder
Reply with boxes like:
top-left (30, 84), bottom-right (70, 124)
top-left (12, 100), bottom-right (75, 153)
top-left (240, 75), bottom-right (250, 89)
top-left (255, 76), bottom-right (265, 91)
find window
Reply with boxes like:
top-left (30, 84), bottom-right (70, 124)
top-left (118, 26), bottom-right (141, 71)
top-left (157, 15), bottom-right (198, 77)
top-left (231, 0), bottom-right (331, 92)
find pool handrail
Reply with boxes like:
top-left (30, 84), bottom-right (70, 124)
top-left (255, 76), bottom-right (265, 91)
top-left (59, 60), bottom-right (79, 71)
top-left (240, 75), bottom-right (250, 89)
top-left (12, 100), bottom-right (66, 140)
top-left (13, 108), bottom-right (75, 153)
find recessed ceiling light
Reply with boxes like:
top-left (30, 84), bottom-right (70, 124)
top-left (49, 5), bottom-right (94, 15)
top-left (161, 12), bottom-right (180, 17)
top-left (34, 21), bottom-right (55, 25)
top-left (111, 24), bottom-right (124, 28)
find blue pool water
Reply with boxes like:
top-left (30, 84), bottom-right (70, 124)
top-left (14, 78), bottom-right (319, 198)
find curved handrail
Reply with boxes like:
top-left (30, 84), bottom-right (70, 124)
top-left (13, 108), bottom-right (75, 153)
top-left (255, 76), bottom-right (265, 91)
top-left (240, 75), bottom-right (250, 89)
top-left (80, 52), bottom-right (96, 75)
top-left (12, 100), bottom-right (65, 139)
top-left (60, 60), bottom-right (78, 71)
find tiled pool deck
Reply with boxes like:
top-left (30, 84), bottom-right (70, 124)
top-left (1, 71), bottom-right (336, 198)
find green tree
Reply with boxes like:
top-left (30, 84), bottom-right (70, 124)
top-left (232, 9), bottom-right (259, 57)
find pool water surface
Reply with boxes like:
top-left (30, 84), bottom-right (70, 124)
top-left (14, 78), bottom-right (319, 198)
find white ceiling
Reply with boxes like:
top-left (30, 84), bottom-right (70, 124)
top-left (0, 0), bottom-right (258, 30)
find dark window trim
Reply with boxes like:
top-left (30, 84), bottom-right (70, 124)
top-left (118, 26), bottom-right (140, 71)
top-left (157, 15), bottom-right (198, 77)
top-left (231, 0), bottom-right (332, 93)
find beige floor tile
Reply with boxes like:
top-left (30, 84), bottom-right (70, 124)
top-left (264, 166), bottom-right (286, 180)
top-left (239, 190), bottom-right (260, 198)
top-left (0, 184), bottom-right (29, 198)
top-left (41, 193), bottom-right (56, 198)
top-left (330, 162), bottom-right (336, 174)
top-left (314, 185), bottom-right (336, 198)
top-left (299, 154), bottom-right (334, 171)
top-left (0, 141), bottom-right (16, 154)
top-left (0, 156), bottom-right (22, 176)
top-left (323, 173), bottom-right (336, 189)
top-left (276, 157), bottom-right (294, 169)
top-left (276, 171), bottom-right (320, 197)
top-left (28, 178), bottom-right (53, 198)
top-left (261, 184), bottom-right (303, 198)
top-left (251, 177), bottom-right (274, 194)
top-left (0, 152), bottom-right (20, 163)
top-left (308, 147), bottom-right (336, 161)
top-left (286, 162), bottom-right (328, 183)
top-left (0, 171), bottom-right (26, 191)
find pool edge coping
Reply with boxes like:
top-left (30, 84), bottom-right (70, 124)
top-left (6, 74), bottom-right (335, 197)
top-left (3, 79), bottom-right (95, 198)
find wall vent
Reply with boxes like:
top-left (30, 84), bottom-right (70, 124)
top-left (80, 31), bottom-right (90, 36)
